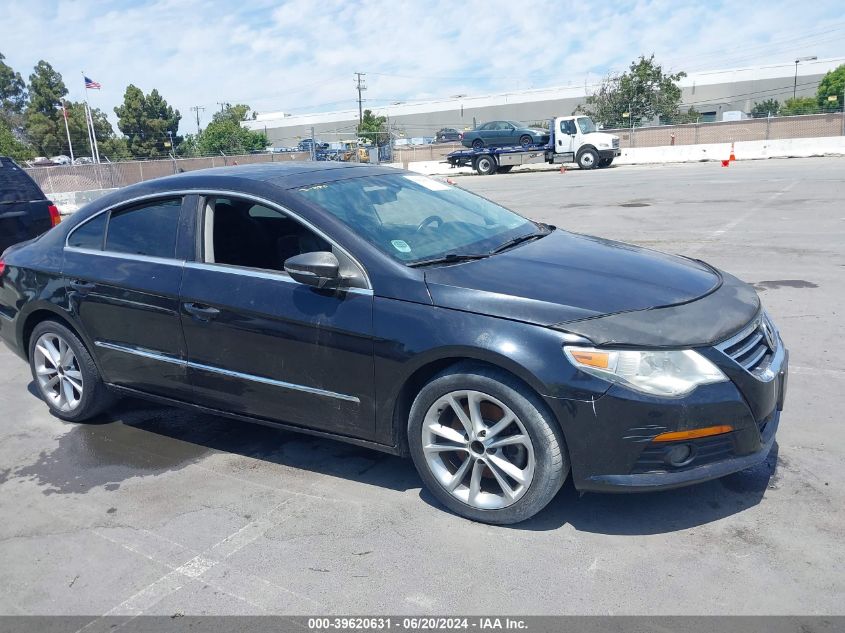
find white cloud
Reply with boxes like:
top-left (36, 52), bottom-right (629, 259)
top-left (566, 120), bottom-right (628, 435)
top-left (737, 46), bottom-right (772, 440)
top-left (1, 0), bottom-right (842, 133)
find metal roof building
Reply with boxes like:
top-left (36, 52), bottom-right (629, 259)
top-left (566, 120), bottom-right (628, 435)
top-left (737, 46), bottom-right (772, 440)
top-left (243, 57), bottom-right (845, 147)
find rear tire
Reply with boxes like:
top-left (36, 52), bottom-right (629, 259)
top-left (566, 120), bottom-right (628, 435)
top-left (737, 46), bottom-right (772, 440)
top-left (28, 320), bottom-right (116, 422)
top-left (408, 364), bottom-right (569, 524)
top-left (577, 148), bottom-right (599, 170)
top-left (599, 157), bottom-right (613, 168)
top-left (472, 138), bottom-right (484, 149)
top-left (474, 155), bottom-right (497, 176)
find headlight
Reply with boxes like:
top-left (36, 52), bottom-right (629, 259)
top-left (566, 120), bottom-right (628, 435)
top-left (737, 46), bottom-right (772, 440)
top-left (597, 143), bottom-right (610, 148)
top-left (563, 346), bottom-right (727, 397)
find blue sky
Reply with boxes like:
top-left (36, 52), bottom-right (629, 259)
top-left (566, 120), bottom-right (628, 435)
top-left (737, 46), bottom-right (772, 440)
top-left (1, 0), bottom-right (843, 131)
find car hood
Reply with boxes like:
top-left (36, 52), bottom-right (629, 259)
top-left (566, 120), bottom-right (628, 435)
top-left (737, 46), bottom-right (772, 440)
top-left (423, 229), bottom-right (720, 327)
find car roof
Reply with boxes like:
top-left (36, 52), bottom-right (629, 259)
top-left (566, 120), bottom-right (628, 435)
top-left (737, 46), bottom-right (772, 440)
top-left (142, 162), bottom-right (400, 189)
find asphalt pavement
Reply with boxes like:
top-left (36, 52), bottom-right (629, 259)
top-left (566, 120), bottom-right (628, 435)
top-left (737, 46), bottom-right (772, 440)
top-left (0, 157), bottom-right (843, 617)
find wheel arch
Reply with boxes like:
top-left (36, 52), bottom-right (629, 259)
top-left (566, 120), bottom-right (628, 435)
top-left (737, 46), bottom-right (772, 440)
top-left (19, 305), bottom-right (88, 362)
top-left (389, 351), bottom-right (563, 456)
top-left (576, 144), bottom-right (598, 158)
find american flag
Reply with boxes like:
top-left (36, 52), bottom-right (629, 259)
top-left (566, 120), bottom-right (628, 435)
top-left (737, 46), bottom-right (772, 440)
top-left (84, 76), bottom-right (101, 89)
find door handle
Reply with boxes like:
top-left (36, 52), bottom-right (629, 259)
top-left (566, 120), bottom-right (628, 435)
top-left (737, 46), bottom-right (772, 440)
top-left (70, 279), bottom-right (96, 292)
top-left (183, 302), bottom-right (220, 321)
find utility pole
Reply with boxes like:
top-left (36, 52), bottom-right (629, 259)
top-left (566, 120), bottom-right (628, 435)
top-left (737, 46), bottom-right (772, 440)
top-left (354, 72), bottom-right (367, 124)
top-left (190, 105), bottom-right (205, 133)
top-left (793, 56), bottom-right (817, 100)
top-left (216, 101), bottom-right (229, 114)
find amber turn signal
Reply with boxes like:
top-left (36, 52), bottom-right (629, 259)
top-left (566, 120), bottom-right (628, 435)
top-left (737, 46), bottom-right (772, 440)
top-left (568, 349), bottom-right (609, 369)
top-left (652, 425), bottom-right (734, 442)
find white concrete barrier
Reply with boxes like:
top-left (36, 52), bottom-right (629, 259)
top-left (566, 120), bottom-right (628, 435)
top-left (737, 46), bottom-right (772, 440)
top-left (616, 136), bottom-right (845, 165)
top-left (404, 136), bottom-right (845, 176)
top-left (50, 188), bottom-right (117, 215)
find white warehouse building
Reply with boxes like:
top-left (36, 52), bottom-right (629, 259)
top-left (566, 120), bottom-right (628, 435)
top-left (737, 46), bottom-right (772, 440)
top-left (243, 57), bottom-right (845, 147)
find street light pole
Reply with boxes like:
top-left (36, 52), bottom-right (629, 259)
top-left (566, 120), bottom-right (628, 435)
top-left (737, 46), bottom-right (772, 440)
top-left (794, 56), bottom-right (818, 100)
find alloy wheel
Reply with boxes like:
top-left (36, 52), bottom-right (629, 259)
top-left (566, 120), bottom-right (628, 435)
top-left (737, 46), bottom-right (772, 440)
top-left (421, 390), bottom-right (535, 510)
top-left (33, 333), bottom-right (84, 412)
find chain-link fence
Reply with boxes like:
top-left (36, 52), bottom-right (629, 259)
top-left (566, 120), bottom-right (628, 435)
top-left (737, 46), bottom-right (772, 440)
top-left (24, 111), bottom-right (845, 194)
top-left (606, 111), bottom-right (844, 149)
top-left (24, 151), bottom-right (311, 195)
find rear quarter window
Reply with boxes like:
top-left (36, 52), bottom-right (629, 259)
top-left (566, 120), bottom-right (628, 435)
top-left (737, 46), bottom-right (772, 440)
top-left (67, 213), bottom-right (107, 250)
top-left (0, 158), bottom-right (46, 204)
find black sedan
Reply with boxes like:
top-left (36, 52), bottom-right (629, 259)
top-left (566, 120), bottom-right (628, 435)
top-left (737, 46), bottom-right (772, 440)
top-left (0, 163), bottom-right (787, 524)
top-left (461, 121), bottom-right (550, 149)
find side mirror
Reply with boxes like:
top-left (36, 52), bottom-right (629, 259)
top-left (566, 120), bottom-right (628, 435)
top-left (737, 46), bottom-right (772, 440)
top-left (284, 251), bottom-right (341, 288)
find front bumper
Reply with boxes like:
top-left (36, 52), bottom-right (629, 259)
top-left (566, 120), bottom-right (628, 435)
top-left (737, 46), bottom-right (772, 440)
top-left (598, 148), bottom-right (621, 159)
top-left (544, 342), bottom-right (788, 493)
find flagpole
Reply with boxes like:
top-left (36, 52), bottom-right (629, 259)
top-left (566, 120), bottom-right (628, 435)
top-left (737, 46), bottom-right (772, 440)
top-left (87, 103), bottom-right (101, 164)
top-left (81, 72), bottom-right (96, 162)
top-left (61, 100), bottom-right (75, 163)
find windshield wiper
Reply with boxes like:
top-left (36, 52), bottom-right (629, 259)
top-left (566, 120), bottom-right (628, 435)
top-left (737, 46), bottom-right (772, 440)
top-left (490, 230), bottom-right (549, 254)
top-left (407, 252), bottom-right (489, 268)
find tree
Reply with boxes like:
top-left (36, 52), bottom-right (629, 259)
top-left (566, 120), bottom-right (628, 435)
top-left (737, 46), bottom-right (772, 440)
top-left (24, 60), bottom-right (68, 155)
top-left (781, 97), bottom-right (816, 116)
top-left (751, 99), bottom-right (780, 118)
top-left (816, 64), bottom-right (845, 112)
top-left (673, 106), bottom-right (701, 124)
top-left (180, 103), bottom-right (267, 156)
top-left (114, 84), bottom-right (181, 158)
top-left (578, 55), bottom-right (686, 127)
top-left (0, 119), bottom-right (32, 161)
top-left (0, 52), bottom-right (27, 126)
top-left (61, 101), bottom-right (120, 160)
top-left (357, 109), bottom-right (389, 145)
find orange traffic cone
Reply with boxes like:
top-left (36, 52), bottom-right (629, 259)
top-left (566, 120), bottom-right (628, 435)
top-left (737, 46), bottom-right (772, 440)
top-left (729, 142), bottom-right (736, 162)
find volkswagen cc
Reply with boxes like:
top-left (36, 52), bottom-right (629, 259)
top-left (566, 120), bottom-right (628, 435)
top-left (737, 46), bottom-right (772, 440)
top-left (0, 163), bottom-right (788, 524)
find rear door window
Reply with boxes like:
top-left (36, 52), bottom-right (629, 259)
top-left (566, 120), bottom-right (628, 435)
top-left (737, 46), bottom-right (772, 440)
top-left (105, 198), bottom-right (182, 259)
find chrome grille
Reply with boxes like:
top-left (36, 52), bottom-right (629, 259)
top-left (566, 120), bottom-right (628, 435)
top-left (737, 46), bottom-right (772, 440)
top-left (612, 138), bottom-right (620, 149)
top-left (717, 315), bottom-right (777, 373)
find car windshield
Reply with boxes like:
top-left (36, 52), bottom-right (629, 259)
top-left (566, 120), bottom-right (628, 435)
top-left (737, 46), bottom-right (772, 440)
top-left (294, 174), bottom-right (540, 265)
top-left (577, 117), bottom-right (597, 133)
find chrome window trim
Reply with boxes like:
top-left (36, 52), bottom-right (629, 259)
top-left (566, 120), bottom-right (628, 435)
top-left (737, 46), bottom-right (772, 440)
top-left (65, 246), bottom-right (185, 267)
top-left (197, 189), bottom-right (372, 290)
top-left (64, 188), bottom-right (373, 291)
top-left (65, 192), bottom-right (187, 254)
top-left (94, 340), bottom-right (360, 403)
top-left (183, 261), bottom-right (373, 296)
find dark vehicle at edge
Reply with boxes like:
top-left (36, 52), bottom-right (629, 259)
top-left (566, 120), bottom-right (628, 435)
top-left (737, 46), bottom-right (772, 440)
top-left (0, 162), bottom-right (788, 524)
top-left (0, 156), bottom-right (61, 254)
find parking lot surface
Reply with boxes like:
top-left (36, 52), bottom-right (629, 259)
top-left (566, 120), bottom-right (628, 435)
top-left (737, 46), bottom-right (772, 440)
top-left (1, 158), bottom-right (843, 616)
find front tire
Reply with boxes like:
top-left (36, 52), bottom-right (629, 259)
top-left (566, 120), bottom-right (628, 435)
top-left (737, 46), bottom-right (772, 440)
top-left (519, 135), bottom-right (533, 148)
top-left (577, 148), bottom-right (599, 170)
top-left (28, 320), bottom-right (115, 422)
top-left (408, 364), bottom-right (569, 524)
